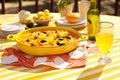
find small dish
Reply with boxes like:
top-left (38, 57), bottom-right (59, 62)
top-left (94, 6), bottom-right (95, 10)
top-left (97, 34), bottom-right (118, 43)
top-left (57, 17), bottom-right (86, 26)
top-left (34, 19), bottom-right (51, 26)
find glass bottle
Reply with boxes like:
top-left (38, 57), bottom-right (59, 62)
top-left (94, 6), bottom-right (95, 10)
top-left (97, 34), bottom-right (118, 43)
top-left (87, 0), bottom-right (100, 41)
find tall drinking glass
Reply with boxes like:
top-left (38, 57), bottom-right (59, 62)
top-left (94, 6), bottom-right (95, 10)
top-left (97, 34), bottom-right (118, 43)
top-left (96, 22), bottom-right (113, 64)
top-left (78, 0), bottom-right (90, 19)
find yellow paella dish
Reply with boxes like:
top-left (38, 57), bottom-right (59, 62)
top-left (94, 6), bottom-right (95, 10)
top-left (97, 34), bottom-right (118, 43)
top-left (9, 27), bottom-right (81, 56)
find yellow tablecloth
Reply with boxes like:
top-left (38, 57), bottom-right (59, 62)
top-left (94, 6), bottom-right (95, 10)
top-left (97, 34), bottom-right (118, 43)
top-left (0, 13), bottom-right (120, 80)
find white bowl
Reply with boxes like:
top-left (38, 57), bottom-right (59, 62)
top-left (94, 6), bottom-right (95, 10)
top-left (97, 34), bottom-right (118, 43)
top-left (34, 19), bottom-right (51, 26)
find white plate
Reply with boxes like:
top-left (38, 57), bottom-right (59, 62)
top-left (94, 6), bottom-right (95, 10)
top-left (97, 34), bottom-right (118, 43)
top-left (57, 22), bottom-right (87, 29)
top-left (1, 23), bottom-right (24, 32)
top-left (0, 23), bottom-right (25, 37)
top-left (57, 17), bottom-right (87, 26)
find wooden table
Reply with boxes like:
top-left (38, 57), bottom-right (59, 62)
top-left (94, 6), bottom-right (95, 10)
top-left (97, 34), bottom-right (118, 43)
top-left (0, 13), bottom-right (120, 80)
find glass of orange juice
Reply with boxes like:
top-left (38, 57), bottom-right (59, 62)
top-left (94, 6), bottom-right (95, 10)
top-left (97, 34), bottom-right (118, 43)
top-left (96, 22), bottom-right (113, 64)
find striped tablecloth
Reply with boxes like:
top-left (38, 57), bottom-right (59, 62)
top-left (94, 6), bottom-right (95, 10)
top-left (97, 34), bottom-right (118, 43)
top-left (0, 14), bottom-right (120, 80)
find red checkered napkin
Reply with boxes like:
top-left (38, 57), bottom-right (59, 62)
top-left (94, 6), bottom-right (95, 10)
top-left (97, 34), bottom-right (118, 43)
top-left (1, 41), bottom-right (99, 69)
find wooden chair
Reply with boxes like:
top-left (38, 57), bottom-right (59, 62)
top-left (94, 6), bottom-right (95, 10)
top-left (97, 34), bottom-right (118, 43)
top-left (18, 0), bottom-right (54, 12)
top-left (0, 0), bottom-right (5, 14)
top-left (0, 0), bottom-right (54, 14)
top-left (97, 0), bottom-right (119, 16)
top-left (0, 0), bottom-right (119, 16)
top-left (115, 0), bottom-right (119, 16)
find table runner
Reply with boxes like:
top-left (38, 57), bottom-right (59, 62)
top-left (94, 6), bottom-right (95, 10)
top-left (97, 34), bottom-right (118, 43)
top-left (1, 41), bottom-right (98, 69)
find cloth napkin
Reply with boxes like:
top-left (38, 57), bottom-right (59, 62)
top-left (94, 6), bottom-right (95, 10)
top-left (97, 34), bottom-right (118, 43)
top-left (1, 41), bottom-right (99, 69)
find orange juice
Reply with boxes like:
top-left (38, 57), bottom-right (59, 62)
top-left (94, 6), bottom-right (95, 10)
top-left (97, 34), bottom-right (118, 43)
top-left (96, 32), bottom-right (113, 54)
